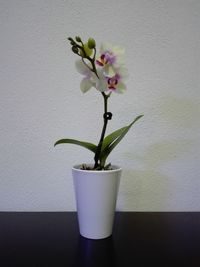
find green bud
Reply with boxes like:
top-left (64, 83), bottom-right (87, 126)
top-left (68, 37), bottom-right (75, 45)
top-left (79, 43), bottom-right (93, 57)
top-left (87, 38), bottom-right (96, 49)
top-left (75, 36), bottom-right (82, 42)
top-left (72, 46), bottom-right (79, 54)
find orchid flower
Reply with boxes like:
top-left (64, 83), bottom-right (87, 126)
top-left (96, 43), bottom-right (126, 76)
top-left (107, 73), bottom-right (126, 93)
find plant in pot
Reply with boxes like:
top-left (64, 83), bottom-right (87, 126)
top-left (54, 36), bottom-right (143, 239)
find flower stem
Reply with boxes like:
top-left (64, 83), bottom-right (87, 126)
top-left (94, 92), bottom-right (110, 169)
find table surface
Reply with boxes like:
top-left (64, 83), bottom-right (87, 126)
top-left (0, 212), bottom-right (200, 267)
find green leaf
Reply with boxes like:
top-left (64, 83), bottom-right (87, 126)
top-left (100, 126), bottom-right (128, 152)
top-left (100, 115), bottom-right (144, 166)
top-left (54, 138), bottom-right (97, 153)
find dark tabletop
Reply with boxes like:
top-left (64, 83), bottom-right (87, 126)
top-left (0, 212), bottom-right (200, 266)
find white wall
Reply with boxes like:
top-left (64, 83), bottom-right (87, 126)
top-left (0, 0), bottom-right (200, 211)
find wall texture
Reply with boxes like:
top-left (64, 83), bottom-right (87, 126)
top-left (0, 0), bottom-right (200, 211)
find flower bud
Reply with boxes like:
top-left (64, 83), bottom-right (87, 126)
top-left (87, 38), bottom-right (96, 49)
top-left (68, 37), bottom-right (76, 46)
top-left (72, 46), bottom-right (79, 54)
top-left (75, 36), bottom-right (82, 42)
top-left (80, 43), bottom-right (93, 57)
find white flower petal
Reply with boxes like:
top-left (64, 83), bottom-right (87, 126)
top-left (96, 81), bottom-right (108, 92)
top-left (80, 78), bottom-right (93, 93)
top-left (104, 65), bottom-right (115, 77)
top-left (100, 42), bottom-right (111, 53)
top-left (113, 46), bottom-right (125, 56)
top-left (115, 82), bottom-right (126, 93)
top-left (118, 66), bottom-right (129, 80)
top-left (75, 60), bottom-right (89, 75)
top-left (95, 70), bottom-right (108, 92)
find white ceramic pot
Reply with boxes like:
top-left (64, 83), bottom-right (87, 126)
top-left (72, 164), bottom-right (122, 239)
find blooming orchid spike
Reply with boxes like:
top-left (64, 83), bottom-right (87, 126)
top-left (72, 37), bottom-right (128, 94)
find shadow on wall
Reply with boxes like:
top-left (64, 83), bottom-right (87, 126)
top-left (119, 139), bottom-right (195, 211)
top-left (118, 95), bottom-right (199, 210)
top-left (159, 95), bottom-right (200, 129)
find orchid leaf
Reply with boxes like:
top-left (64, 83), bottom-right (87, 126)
top-left (101, 126), bottom-right (128, 152)
top-left (54, 138), bottom-right (97, 153)
top-left (99, 115), bottom-right (143, 166)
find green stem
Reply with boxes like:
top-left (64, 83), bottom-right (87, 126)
top-left (69, 37), bottom-right (110, 169)
top-left (94, 92), bottom-right (109, 169)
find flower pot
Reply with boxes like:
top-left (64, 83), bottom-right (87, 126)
top-left (72, 164), bottom-right (121, 239)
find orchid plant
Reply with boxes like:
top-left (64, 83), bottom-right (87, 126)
top-left (54, 36), bottom-right (143, 170)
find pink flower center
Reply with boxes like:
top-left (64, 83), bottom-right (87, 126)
top-left (96, 54), bottom-right (107, 66)
top-left (96, 52), bottom-right (116, 67)
top-left (107, 74), bottom-right (120, 90)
